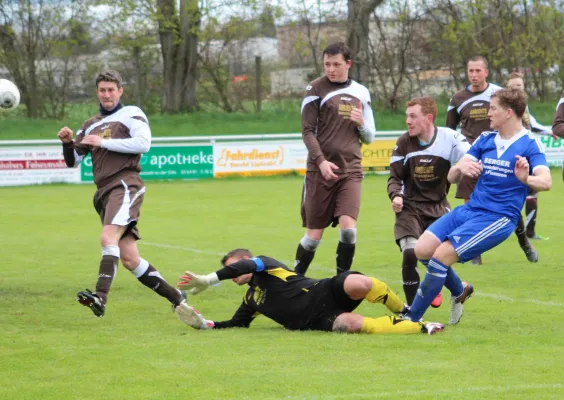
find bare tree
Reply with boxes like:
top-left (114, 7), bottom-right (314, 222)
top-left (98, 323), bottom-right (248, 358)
top-left (347, 0), bottom-right (384, 84)
top-left (157, 0), bottom-right (200, 112)
top-left (0, 0), bottom-right (91, 118)
top-left (368, 0), bottom-right (425, 110)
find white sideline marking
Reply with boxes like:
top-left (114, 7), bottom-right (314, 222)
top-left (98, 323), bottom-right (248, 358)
top-left (141, 241), bottom-right (564, 308)
top-left (281, 383), bottom-right (563, 399)
top-left (143, 242), bottom-right (224, 256)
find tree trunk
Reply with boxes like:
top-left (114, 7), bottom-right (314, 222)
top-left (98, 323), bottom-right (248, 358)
top-left (347, 0), bottom-right (384, 85)
top-left (157, 0), bottom-right (200, 113)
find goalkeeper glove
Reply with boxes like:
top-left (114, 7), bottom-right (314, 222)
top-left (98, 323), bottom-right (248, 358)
top-left (177, 271), bottom-right (219, 295)
top-left (175, 302), bottom-right (214, 330)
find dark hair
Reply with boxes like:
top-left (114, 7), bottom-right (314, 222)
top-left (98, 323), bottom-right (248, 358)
top-left (96, 69), bottom-right (123, 88)
top-left (467, 56), bottom-right (489, 69)
top-left (220, 248), bottom-right (253, 266)
top-left (491, 88), bottom-right (528, 119)
top-left (406, 97), bottom-right (438, 122)
top-left (323, 42), bottom-right (352, 62)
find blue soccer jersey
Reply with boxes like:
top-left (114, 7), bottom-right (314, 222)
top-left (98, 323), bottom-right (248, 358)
top-left (465, 129), bottom-right (549, 221)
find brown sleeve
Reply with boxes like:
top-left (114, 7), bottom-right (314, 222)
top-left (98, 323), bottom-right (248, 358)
top-left (61, 123), bottom-right (91, 167)
top-left (301, 86), bottom-right (325, 166)
top-left (552, 101), bottom-right (564, 138)
top-left (446, 104), bottom-right (460, 130)
top-left (387, 137), bottom-right (406, 200)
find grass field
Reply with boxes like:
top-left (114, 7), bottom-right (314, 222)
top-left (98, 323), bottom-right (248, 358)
top-left (0, 99), bottom-right (559, 140)
top-left (2, 172), bottom-right (564, 399)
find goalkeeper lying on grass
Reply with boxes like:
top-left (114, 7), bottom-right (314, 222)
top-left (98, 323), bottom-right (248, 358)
top-left (175, 248), bottom-right (444, 335)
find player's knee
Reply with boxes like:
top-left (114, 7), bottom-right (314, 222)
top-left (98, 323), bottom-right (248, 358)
top-left (340, 228), bottom-right (357, 244)
top-left (414, 240), bottom-right (433, 260)
top-left (300, 234), bottom-right (321, 251)
top-left (332, 313), bottom-right (361, 333)
top-left (343, 274), bottom-right (371, 299)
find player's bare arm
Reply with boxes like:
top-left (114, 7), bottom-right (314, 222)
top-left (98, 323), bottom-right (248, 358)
top-left (515, 155), bottom-right (551, 192)
top-left (448, 156), bottom-right (482, 183)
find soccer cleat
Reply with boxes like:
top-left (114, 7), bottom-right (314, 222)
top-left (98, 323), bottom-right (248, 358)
top-left (469, 255), bottom-right (482, 265)
top-left (77, 289), bottom-right (105, 317)
top-left (522, 245), bottom-right (539, 263)
top-left (528, 234), bottom-right (549, 241)
top-left (431, 292), bottom-right (443, 308)
top-left (395, 304), bottom-right (411, 319)
top-left (449, 282), bottom-right (474, 325)
top-left (422, 322), bottom-right (445, 335)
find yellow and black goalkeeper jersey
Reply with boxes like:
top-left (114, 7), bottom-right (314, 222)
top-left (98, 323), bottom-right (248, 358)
top-left (212, 256), bottom-right (321, 330)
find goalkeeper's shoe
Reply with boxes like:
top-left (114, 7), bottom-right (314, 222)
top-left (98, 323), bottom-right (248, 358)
top-left (449, 282), bottom-right (474, 325)
top-left (77, 289), bottom-right (105, 317)
top-left (422, 322), bottom-right (445, 335)
top-left (431, 292), bottom-right (443, 308)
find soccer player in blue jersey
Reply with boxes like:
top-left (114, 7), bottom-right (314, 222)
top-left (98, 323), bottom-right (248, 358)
top-left (406, 88), bottom-right (552, 325)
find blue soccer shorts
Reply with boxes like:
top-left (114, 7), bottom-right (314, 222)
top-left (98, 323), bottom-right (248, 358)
top-left (426, 205), bottom-right (516, 263)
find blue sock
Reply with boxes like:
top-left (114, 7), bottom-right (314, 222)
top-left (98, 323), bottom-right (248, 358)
top-left (409, 257), bottom-right (448, 321)
top-left (444, 267), bottom-right (463, 297)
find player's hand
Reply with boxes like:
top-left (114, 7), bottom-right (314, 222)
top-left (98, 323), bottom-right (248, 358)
top-left (178, 271), bottom-right (219, 295)
top-left (549, 130), bottom-right (559, 141)
top-left (175, 302), bottom-right (214, 330)
top-left (81, 135), bottom-right (103, 148)
top-left (349, 100), bottom-right (364, 127)
top-left (459, 160), bottom-right (482, 179)
top-left (57, 127), bottom-right (73, 143)
top-left (392, 196), bottom-right (403, 213)
top-left (319, 160), bottom-right (340, 181)
top-left (514, 155), bottom-right (530, 184)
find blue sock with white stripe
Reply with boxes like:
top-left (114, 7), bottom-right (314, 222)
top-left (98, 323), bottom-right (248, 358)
top-left (409, 257), bottom-right (448, 321)
top-left (444, 267), bottom-right (463, 297)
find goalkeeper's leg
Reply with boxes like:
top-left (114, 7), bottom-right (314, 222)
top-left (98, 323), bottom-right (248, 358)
top-left (332, 313), bottom-right (443, 335)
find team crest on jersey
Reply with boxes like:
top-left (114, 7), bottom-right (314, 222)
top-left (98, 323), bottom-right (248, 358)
top-left (100, 128), bottom-right (112, 139)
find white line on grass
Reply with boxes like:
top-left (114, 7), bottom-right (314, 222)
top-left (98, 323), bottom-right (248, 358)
top-left (280, 383), bottom-right (564, 399)
top-left (142, 241), bottom-right (564, 308)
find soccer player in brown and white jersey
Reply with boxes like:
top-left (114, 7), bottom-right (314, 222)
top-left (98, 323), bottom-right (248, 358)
top-left (552, 96), bottom-right (564, 179)
top-left (506, 72), bottom-right (553, 261)
top-left (57, 70), bottom-right (185, 318)
top-left (294, 42), bottom-right (376, 276)
top-left (446, 56), bottom-right (502, 264)
top-left (388, 97), bottom-right (470, 306)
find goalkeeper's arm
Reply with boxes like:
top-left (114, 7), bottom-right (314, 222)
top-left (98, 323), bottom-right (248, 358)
top-left (176, 301), bottom-right (257, 330)
top-left (178, 258), bottom-right (266, 294)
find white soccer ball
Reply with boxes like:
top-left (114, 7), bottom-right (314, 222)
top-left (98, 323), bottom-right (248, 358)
top-left (0, 79), bottom-right (20, 111)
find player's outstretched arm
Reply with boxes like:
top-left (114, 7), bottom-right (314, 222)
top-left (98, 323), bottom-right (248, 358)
top-left (178, 271), bottom-right (220, 295)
